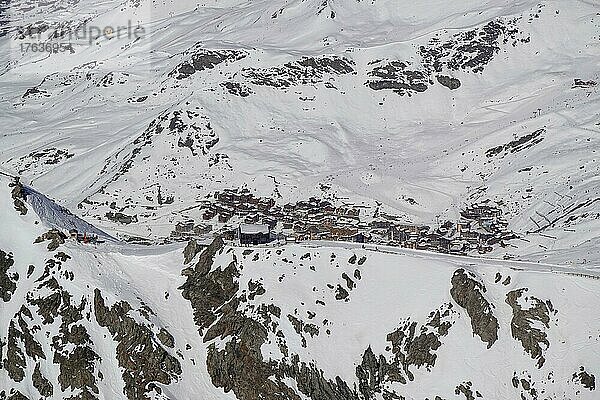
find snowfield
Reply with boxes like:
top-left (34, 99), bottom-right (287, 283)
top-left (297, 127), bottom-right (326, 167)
top-left (0, 0), bottom-right (598, 263)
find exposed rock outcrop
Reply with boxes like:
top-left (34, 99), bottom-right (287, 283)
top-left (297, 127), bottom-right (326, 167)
top-left (1, 390), bottom-right (30, 400)
top-left (366, 61), bottom-right (431, 96)
top-left (450, 269), bottom-right (498, 348)
top-left (356, 346), bottom-right (394, 399)
top-left (506, 289), bottom-right (552, 368)
top-left (94, 289), bottom-right (182, 399)
top-left (182, 240), bottom-right (364, 400)
top-left (573, 366), bottom-right (596, 390)
top-left (454, 381), bottom-right (482, 400)
top-left (170, 48), bottom-right (247, 79)
top-left (3, 305), bottom-right (46, 383)
top-left (387, 303), bottom-right (456, 381)
top-left (486, 129), bottom-right (545, 158)
top-left (9, 178), bottom-right (28, 216)
top-left (34, 230), bottom-right (66, 251)
top-left (183, 239), bottom-right (202, 264)
top-left (33, 363), bottom-right (54, 397)
top-left (0, 249), bottom-right (17, 302)
top-left (355, 303), bottom-right (456, 399)
top-left (240, 56), bottom-right (355, 89)
top-left (179, 237), bottom-right (239, 334)
top-left (436, 75), bottom-right (461, 90)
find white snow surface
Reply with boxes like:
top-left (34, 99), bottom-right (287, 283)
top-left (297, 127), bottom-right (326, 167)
top-left (0, 0), bottom-right (597, 264)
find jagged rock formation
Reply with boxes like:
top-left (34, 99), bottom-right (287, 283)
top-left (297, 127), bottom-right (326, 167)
top-left (486, 129), bottom-right (545, 158)
top-left (0, 390), bottom-right (31, 400)
top-left (366, 61), bottom-right (431, 96)
top-left (105, 211), bottom-right (138, 225)
top-left (450, 269), bottom-right (498, 348)
top-left (420, 18), bottom-right (527, 73)
top-left (366, 17), bottom-right (527, 96)
top-left (3, 301), bottom-right (47, 384)
top-left (355, 303), bottom-right (456, 399)
top-left (9, 179), bottom-right (27, 216)
top-left (505, 288), bottom-right (553, 368)
top-left (454, 381), bottom-right (482, 400)
top-left (14, 148), bottom-right (74, 175)
top-left (179, 236), bottom-right (238, 334)
top-left (32, 363), bottom-right (53, 397)
top-left (183, 239), bottom-right (202, 265)
top-left (181, 238), bottom-right (365, 399)
top-left (436, 75), bottom-right (461, 90)
top-left (94, 289), bottom-right (182, 399)
top-left (33, 230), bottom-right (66, 252)
top-left (171, 47), bottom-right (247, 80)
top-left (238, 56), bottom-right (355, 90)
top-left (0, 250), bottom-right (17, 302)
top-left (573, 367), bottom-right (596, 391)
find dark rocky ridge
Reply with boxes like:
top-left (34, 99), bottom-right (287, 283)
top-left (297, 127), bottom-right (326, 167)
top-left (450, 269), bottom-right (498, 348)
top-left (94, 289), bottom-right (182, 400)
top-left (15, 258), bottom-right (102, 399)
top-left (420, 18), bottom-right (526, 74)
top-left (32, 363), bottom-right (53, 397)
top-left (505, 288), bottom-right (553, 368)
top-left (367, 17), bottom-right (528, 96)
top-left (0, 250), bottom-right (17, 302)
top-left (1, 217), bottom-right (186, 400)
top-left (179, 236), bottom-right (238, 335)
top-left (14, 148), bottom-right (74, 175)
top-left (170, 47), bottom-right (247, 80)
top-left (9, 178), bottom-right (27, 216)
top-left (366, 61), bottom-right (432, 96)
top-left (181, 238), bottom-right (364, 399)
top-left (573, 366), bottom-right (596, 391)
top-left (237, 56), bottom-right (355, 90)
top-left (486, 128), bottom-right (545, 158)
top-left (221, 81), bottom-right (253, 97)
top-left (354, 303), bottom-right (456, 399)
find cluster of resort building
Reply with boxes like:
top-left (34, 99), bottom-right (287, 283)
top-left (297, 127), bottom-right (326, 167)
top-left (181, 189), bottom-right (516, 255)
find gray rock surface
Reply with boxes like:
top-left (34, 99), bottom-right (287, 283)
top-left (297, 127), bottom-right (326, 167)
top-left (450, 269), bottom-right (498, 348)
top-left (505, 288), bottom-right (552, 368)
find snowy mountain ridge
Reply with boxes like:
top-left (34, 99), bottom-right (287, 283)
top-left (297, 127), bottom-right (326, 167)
top-left (0, 0), bottom-right (598, 264)
top-left (0, 0), bottom-right (599, 399)
top-left (1, 177), bottom-right (600, 399)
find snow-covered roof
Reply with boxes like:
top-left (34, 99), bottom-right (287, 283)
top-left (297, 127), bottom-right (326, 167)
top-left (239, 223), bottom-right (270, 234)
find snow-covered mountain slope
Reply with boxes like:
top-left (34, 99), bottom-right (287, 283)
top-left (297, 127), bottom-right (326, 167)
top-left (1, 179), bottom-right (599, 399)
top-left (0, 1), bottom-right (599, 399)
top-left (0, 178), bottom-right (235, 399)
top-left (0, 0), bottom-right (598, 264)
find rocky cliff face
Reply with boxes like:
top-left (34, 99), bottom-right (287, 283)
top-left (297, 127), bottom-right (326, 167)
top-left (450, 269), bottom-right (499, 348)
top-left (174, 237), bottom-right (599, 400)
top-left (0, 182), bottom-right (599, 399)
top-left (0, 191), bottom-right (185, 399)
